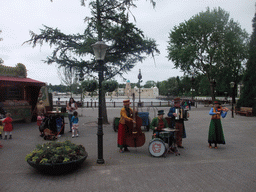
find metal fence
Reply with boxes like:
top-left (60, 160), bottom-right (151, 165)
top-left (54, 101), bottom-right (173, 108)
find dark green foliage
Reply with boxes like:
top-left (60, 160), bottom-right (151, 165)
top-left (48, 84), bottom-right (69, 92)
top-left (25, 140), bottom-right (87, 164)
top-left (143, 80), bottom-right (156, 88)
top-left (24, 0), bottom-right (159, 124)
top-left (102, 80), bottom-right (118, 92)
top-left (167, 7), bottom-right (249, 101)
top-left (82, 80), bottom-right (98, 92)
top-left (24, 0), bottom-right (159, 82)
top-left (237, 13), bottom-right (256, 115)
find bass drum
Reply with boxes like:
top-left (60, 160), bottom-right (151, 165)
top-left (148, 138), bottom-right (166, 157)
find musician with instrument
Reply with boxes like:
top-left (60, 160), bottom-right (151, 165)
top-left (208, 100), bottom-right (229, 149)
top-left (117, 100), bottom-right (134, 153)
top-left (167, 97), bottom-right (186, 148)
top-left (150, 110), bottom-right (174, 147)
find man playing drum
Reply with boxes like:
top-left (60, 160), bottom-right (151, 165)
top-left (150, 110), bottom-right (174, 148)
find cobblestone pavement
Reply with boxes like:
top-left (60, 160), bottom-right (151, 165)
top-left (0, 104), bottom-right (256, 192)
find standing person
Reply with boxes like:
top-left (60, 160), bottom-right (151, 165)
top-left (35, 100), bottom-right (46, 116)
top-left (66, 98), bottom-right (78, 132)
top-left (3, 113), bottom-right (13, 140)
top-left (188, 100), bottom-right (192, 110)
top-left (34, 100), bottom-right (46, 136)
top-left (71, 111), bottom-right (79, 138)
top-left (117, 100), bottom-right (136, 153)
top-left (208, 100), bottom-right (229, 149)
top-left (167, 97), bottom-right (186, 148)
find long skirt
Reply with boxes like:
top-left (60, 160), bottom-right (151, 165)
top-left (117, 123), bottom-right (129, 149)
top-left (208, 119), bottom-right (225, 144)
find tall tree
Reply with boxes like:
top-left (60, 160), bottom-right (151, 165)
top-left (57, 67), bottom-right (79, 96)
top-left (167, 7), bottom-right (248, 101)
top-left (237, 10), bottom-right (256, 115)
top-left (24, 0), bottom-right (159, 123)
top-left (143, 80), bottom-right (156, 88)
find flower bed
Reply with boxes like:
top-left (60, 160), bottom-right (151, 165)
top-left (26, 140), bottom-right (88, 174)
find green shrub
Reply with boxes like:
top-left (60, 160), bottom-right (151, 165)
top-left (25, 140), bottom-right (86, 164)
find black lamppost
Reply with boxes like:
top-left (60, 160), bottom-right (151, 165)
top-left (92, 41), bottom-right (108, 164)
top-left (191, 75), bottom-right (195, 107)
top-left (138, 69), bottom-right (142, 107)
top-left (230, 82), bottom-right (235, 118)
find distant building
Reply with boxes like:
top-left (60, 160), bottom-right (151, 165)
top-left (52, 80), bottom-right (159, 99)
top-left (109, 80), bottom-right (159, 98)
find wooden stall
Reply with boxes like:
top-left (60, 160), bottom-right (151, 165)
top-left (0, 64), bottom-right (45, 122)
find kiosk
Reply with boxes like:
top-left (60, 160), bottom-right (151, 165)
top-left (0, 63), bottom-right (45, 122)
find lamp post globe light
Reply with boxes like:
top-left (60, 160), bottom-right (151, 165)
top-left (92, 41), bottom-right (108, 164)
top-left (230, 81), bottom-right (235, 118)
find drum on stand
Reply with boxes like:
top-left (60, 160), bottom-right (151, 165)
top-left (148, 138), bottom-right (166, 157)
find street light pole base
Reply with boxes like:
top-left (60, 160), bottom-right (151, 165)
top-left (97, 159), bottom-right (105, 164)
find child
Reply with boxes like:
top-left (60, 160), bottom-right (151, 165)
top-left (71, 111), bottom-right (79, 138)
top-left (3, 113), bottom-right (13, 140)
top-left (56, 115), bottom-right (63, 137)
top-left (37, 113), bottom-right (45, 137)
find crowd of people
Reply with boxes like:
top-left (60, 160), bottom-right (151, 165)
top-left (0, 96), bottom-right (228, 153)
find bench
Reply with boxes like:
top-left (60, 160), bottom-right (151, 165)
top-left (236, 107), bottom-right (253, 117)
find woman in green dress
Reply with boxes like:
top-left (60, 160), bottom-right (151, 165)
top-left (208, 101), bottom-right (229, 149)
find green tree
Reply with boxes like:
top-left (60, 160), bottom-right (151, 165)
top-left (48, 84), bottom-right (68, 92)
top-left (143, 80), bottom-right (156, 88)
top-left (167, 7), bottom-right (249, 101)
top-left (24, 0), bottom-right (159, 123)
top-left (237, 11), bottom-right (256, 115)
top-left (156, 80), bottom-right (168, 96)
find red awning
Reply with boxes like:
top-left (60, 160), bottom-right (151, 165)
top-left (0, 76), bottom-right (45, 86)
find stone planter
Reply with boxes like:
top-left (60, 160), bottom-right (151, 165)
top-left (27, 153), bottom-right (88, 175)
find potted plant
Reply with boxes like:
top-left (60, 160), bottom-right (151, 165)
top-left (26, 140), bottom-right (88, 174)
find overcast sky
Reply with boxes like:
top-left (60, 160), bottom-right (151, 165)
top-left (0, 0), bottom-right (255, 85)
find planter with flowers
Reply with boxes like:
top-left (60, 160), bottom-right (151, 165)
top-left (26, 140), bottom-right (88, 174)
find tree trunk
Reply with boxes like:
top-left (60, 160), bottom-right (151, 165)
top-left (210, 84), bottom-right (215, 102)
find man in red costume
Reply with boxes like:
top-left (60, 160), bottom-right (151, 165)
top-left (117, 100), bottom-right (136, 153)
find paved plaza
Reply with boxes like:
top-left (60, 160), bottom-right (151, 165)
top-left (0, 104), bottom-right (256, 192)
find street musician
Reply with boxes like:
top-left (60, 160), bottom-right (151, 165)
top-left (150, 110), bottom-right (173, 148)
top-left (167, 97), bottom-right (186, 148)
